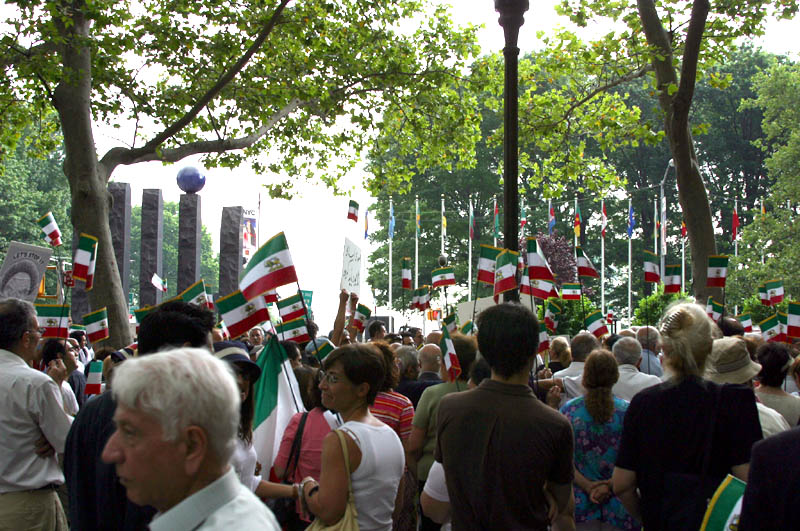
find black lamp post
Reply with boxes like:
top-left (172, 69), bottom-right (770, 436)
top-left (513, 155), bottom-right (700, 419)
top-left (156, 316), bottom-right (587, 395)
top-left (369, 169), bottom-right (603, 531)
top-left (495, 0), bottom-right (529, 302)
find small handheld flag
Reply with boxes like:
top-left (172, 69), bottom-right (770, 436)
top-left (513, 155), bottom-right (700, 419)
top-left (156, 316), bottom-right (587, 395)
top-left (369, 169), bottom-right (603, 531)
top-left (277, 293), bottom-right (306, 322)
top-left (351, 304), bottom-right (372, 331)
top-left (585, 310), bottom-right (609, 338)
top-left (180, 280), bottom-right (210, 308)
top-left (764, 280), bottom-right (784, 306)
top-left (443, 313), bottom-right (458, 334)
top-left (538, 323), bottom-right (550, 353)
top-left (431, 266), bottom-right (456, 288)
top-left (439, 327), bottom-right (461, 382)
top-left (736, 313), bottom-right (753, 333)
top-left (239, 232), bottom-right (298, 300)
top-left (460, 320), bottom-right (474, 335)
top-left (576, 246), bottom-right (599, 279)
top-left (85, 361), bottom-right (103, 395)
top-left (493, 250), bottom-right (519, 297)
top-left (477, 244), bottom-right (502, 285)
top-left (216, 291), bottom-right (270, 340)
top-left (275, 317), bottom-right (311, 343)
top-left (37, 212), bottom-right (63, 247)
top-left (706, 296), bottom-right (724, 322)
top-left (34, 304), bottom-right (70, 339)
top-left (73, 234), bottom-right (98, 283)
top-left (83, 307), bottom-right (110, 344)
top-left (664, 264), bottom-right (681, 293)
top-left (561, 283), bottom-right (582, 300)
top-left (644, 250), bottom-right (660, 283)
top-left (347, 200), bottom-right (359, 222)
top-left (151, 273), bottom-right (168, 293)
top-left (706, 255), bottom-right (729, 288)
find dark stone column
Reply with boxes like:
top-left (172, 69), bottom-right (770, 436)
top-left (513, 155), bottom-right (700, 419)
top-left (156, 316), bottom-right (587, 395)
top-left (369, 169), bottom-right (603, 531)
top-left (70, 232), bottom-right (90, 323)
top-left (178, 193), bottom-right (202, 293)
top-left (108, 182), bottom-right (131, 299)
top-left (140, 189), bottom-right (164, 307)
top-left (219, 206), bottom-right (244, 296)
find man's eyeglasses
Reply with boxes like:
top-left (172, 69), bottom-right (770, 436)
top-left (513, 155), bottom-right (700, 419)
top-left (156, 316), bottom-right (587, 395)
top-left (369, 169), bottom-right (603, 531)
top-left (317, 371), bottom-right (341, 384)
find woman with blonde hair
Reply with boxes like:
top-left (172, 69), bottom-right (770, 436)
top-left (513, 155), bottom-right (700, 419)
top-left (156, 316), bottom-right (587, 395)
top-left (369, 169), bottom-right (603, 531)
top-left (612, 302), bottom-right (762, 531)
top-left (561, 350), bottom-right (639, 530)
top-left (548, 336), bottom-right (572, 374)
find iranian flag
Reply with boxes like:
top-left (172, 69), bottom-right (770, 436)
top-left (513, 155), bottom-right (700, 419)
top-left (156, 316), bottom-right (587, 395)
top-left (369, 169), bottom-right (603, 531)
top-left (765, 280), bottom-right (784, 305)
top-left (460, 320), bottom-right (474, 335)
top-left (133, 306), bottom-right (155, 324)
top-left (35, 304), bottom-right (70, 339)
top-left (585, 310), bottom-right (609, 338)
top-left (275, 317), bottom-right (311, 343)
top-left (788, 302), bottom-right (800, 338)
top-left (758, 284), bottom-right (770, 306)
top-left (308, 338), bottom-right (335, 360)
top-left (644, 250), bottom-right (660, 283)
top-left (180, 280), bottom-right (210, 308)
top-left (538, 323), bottom-right (550, 353)
top-left (736, 313), bottom-right (753, 333)
top-left (664, 264), bottom-right (681, 294)
top-left (85, 361), bottom-right (103, 395)
top-left (520, 269), bottom-right (532, 296)
top-left (151, 273), bottom-right (167, 293)
top-left (401, 257), bottom-right (412, 289)
top-left (443, 313), bottom-right (457, 334)
top-left (216, 290), bottom-right (270, 340)
top-left (351, 304), bottom-right (372, 331)
top-left (477, 244), bottom-right (502, 285)
top-left (576, 246), bottom-right (599, 278)
top-left (439, 327), bottom-right (461, 381)
top-left (85, 238), bottom-right (99, 291)
top-left (37, 212), bottom-right (63, 247)
top-left (707, 255), bottom-right (729, 288)
top-left (410, 289), bottom-right (420, 310)
top-left (264, 290), bottom-right (279, 304)
top-left (73, 233), bottom-right (98, 282)
top-left (545, 300), bottom-right (561, 332)
top-left (83, 308), bottom-right (110, 343)
top-left (527, 276), bottom-right (557, 300)
top-left (778, 312), bottom-right (789, 342)
top-left (252, 337), bottom-right (305, 469)
top-left (417, 286), bottom-right (431, 311)
top-left (701, 475), bottom-right (746, 531)
top-left (494, 250), bottom-right (519, 297)
top-left (431, 266), bottom-right (456, 288)
top-left (347, 200), bottom-right (359, 222)
top-left (277, 293), bottom-right (306, 322)
top-left (239, 232), bottom-right (298, 300)
top-left (562, 283), bottom-right (582, 300)
top-left (759, 314), bottom-right (782, 343)
top-left (215, 320), bottom-right (230, 340)
top-left (526, 238), bottom-right (555, 282)
top-left (706, 296), bottom-right (724, 322)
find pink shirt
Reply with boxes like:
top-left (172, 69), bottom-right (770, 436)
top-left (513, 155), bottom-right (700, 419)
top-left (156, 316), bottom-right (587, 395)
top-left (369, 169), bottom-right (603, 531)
top-left (274, 407), bottom-right (331, 483)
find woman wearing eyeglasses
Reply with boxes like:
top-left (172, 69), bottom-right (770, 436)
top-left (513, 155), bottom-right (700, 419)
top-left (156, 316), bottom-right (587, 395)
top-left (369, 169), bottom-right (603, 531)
top-left (300, 343), bottom-right (405, 531)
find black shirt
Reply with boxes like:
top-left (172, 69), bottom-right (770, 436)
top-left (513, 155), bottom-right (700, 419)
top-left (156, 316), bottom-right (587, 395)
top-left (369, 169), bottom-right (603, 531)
top-left (67, 369), bottom-right (87, 409)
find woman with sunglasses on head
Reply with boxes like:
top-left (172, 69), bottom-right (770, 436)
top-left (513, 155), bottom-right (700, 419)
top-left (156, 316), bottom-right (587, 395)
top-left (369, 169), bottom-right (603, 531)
top-left (300, 343), bottom-right (405, 531)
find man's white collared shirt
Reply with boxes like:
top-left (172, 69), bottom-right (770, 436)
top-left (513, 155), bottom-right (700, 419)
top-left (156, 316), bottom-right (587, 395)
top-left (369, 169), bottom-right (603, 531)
top-left (612, 364), bottom-right (662, 402)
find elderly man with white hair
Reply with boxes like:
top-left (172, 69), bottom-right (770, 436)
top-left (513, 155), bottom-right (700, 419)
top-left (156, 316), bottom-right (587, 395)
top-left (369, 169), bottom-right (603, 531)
top-left (636, 326), bottom-right (663, 377)
top-left (611, 337), bottom-right (663, 401)
top-left (101, 348), bottom-right (280, 530)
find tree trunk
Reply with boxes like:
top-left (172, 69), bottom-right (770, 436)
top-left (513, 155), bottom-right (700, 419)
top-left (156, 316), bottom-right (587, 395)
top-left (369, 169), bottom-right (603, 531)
top-left (53, 7), bottom-right (132, 348)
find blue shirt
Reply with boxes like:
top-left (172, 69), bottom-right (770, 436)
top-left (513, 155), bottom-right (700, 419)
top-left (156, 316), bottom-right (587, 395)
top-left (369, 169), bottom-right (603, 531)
top-left (639, 349), bottom-right (663, 377)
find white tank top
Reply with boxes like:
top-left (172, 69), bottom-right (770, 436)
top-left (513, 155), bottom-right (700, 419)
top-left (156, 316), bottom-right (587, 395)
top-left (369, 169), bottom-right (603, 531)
top-left (339, 420), bottom-right (405, 531)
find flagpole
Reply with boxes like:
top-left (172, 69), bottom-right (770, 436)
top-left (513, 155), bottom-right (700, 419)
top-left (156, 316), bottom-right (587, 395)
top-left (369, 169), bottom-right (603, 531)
top-left (493, 195), bottom-right (497, 247)
top-left (468, 194), bottom-right (473, 302)
top-left (628, 197), bottom-right (633, 326)
top-left (681, 234), bottom-right (686, 294)
top-left (653, 197), bottom-right (658, 255)
top-left (760, 198), bottom-right (765, 265)
top-left (574, 196), bottom-right (578, 249)
top-left (389, 196), bottom-right (393, 314)
top-left (441, 194), bottom-right (445, 255)
top-left (601, 198), bottom-right (605, 318)
top-left (734, 198), bottom-right (738, 315)
top-left (415, 195), bottom-right (419, 290)
top-left (548, 199), bottom-right (552, 236)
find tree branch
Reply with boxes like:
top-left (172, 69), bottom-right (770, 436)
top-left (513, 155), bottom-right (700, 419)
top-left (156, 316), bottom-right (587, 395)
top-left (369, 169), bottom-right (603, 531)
top-left (0, 41), bottom-right (59, 69)
top-left (675, 0), bottom-right (711, 113)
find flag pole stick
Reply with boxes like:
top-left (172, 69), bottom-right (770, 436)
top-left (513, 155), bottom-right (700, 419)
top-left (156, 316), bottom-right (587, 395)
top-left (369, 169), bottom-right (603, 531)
top-left (601, 198), bottom-right (605, 318)
top-left (294, 280), bottom-right (322, 361)
top-left (628, 197), bottom-right (633, 326)
top-left (389, 196), bottom-right (393, 313)
top-left (578, 273), bottom-right (587, 328)
top-left (275, 337), bottom-right (302, 413)
top-left (468, 195), bottom-right (473, 302)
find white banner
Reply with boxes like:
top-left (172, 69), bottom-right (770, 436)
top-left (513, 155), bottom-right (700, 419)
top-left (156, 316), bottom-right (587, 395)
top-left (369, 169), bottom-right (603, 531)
top-left (340, 237), bottom-right (362, 295)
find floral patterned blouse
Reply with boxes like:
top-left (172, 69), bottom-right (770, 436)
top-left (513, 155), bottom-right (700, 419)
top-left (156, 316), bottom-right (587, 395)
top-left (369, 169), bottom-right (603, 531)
top-left (560, 396), bottom-right (641, 530)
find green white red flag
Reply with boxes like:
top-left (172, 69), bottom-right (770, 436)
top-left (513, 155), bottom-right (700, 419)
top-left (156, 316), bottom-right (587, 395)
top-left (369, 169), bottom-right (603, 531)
top-left (37, 212), bottom-right (62, 246)
top-left (401, 257), bottom-right (412, 289)
top-left (706, 255), bottom-right (729, 288)
top-left (538, 322), bottom-right (550, 353)
top-left (151, 273), bottom-right (167, 293)
top-left (443, 313), bottom-right (457, 334)
top-left (544, 300), bottom-right (561, 332)
top-left (561, 283), bottom-right (581, 300)
top-left (764, 279), bottom-right (784, 306)
top-left (644, 250), bottom-right (660, 283)
top-left (787, 302), bottom-right (800, 338)
top-left (778, 312), bottom-right (789, 342)
top-left (493, 249), bottom-right (518, 297)
top-left (439, 326), bottom-right (461, 381)
top-left (576, 246), bottom-right (599, 279)
top-left (706, 296), bottom-right (724, 322)
top-left (35, 304), bottom-right (70, 339)
top-left (664, 264), bottom-right (681, 293)
top-left (73, 233), bottom-right (98, 282)
top-left (347, 200), bottom-right (359, 222)
top-left (351, 304), bottom-right (372, 331)
top-left (308, 338), bottom-right (335, 360)
top-left (85, 238), bottom-right (99, 291)
top-left (758, 283), bottom-right (769, 305)
top-left (460, 320), bottom-right (474, 335)
top-left (216, 290), bottom-right (270, 340)
top-left (83, 307), bottom-right (110, 343)
top-left (759, 313), bottom-right (783, 343)
top-left (416, 286), bottom-right (431, 311)
top-left (527, 238), bottom-right (555, 282)
top-left (701, 474), bottom-right (746, 531)
top-left (180, 280), bottom-right (211, 308)
top-left (431, 266), bottom-right (456, 288)
top-left (85, 361), bottom-right (103, 395)
top-left (585, 310), bottom-right (609, 338)
top-left (239, 232), bottom-right (298, 300)
top-left (264, 290), bottom-right (279, 304)
top-left (477, 244), bottom-right (502, 285)
top-left (277, 293), bottom-right (306, 322)
top-left (275, 317), bottom-right (310, 343)
top-left (736, 313), bottom-right (753, 333)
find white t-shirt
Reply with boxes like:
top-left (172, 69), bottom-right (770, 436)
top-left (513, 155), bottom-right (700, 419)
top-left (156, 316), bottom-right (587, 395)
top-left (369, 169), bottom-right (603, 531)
top-left (423, 461), bottom-right (452, 531)
top-left (230, 438), bottom-right (261, 492)
top-left (61, 381), bottom-right (79, 416)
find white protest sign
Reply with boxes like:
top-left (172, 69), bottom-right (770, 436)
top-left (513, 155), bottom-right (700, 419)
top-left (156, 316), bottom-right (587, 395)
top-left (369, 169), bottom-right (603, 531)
top-left (340, 238), bottom-right (361, 295)
top-left (0, 242), bottom-right (53, 301)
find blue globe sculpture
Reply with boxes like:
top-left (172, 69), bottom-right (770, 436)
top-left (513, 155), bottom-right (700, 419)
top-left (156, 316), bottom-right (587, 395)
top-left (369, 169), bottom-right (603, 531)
top-left (176, 166), bottom-right (206, 194)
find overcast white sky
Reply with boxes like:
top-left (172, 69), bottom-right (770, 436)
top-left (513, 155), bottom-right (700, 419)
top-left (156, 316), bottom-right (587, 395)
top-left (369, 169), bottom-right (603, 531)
top-left (99, 1), bottom-right (800, 331)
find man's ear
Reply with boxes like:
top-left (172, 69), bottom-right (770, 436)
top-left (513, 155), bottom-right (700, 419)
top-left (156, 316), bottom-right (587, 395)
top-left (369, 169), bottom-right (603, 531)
top-left (183, 425), bottom-right (209, 475)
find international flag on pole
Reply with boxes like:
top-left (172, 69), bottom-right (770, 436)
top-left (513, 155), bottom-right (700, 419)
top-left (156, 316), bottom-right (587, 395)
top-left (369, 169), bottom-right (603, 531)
top-left (83, 307), bottom-right (110, 343)
top-left (644, 250), bottom-right (660, 283)
top-left (460, 320), bottom-right (474, 335)
top-left (627, 205), bottom-right (636, 238)
top-left (37, 212), bottom-right (63, 246)
top-left (494, 250), bottom-right (519, 297)
top-left (347, 200), bottom-right (358, 222)
top-left (401, 257), bottom-right (412, 289)
top-left (275, 317), bottom-right (311, 343)
top-left (736, 313), bottom-right (753, 333)
top-left (681, 220), bottom-right (687, 238)
top-left (527, 238), bottom-right (555, 282)
top-left (73, 233), bottom-right (98, 282)
top-left (276, 293), bottom-right (306, 322)
top-left (493, 202), bottom-right (500, 239)
top-left (545, 300), bottom-right (561, 332)
top-left (601, 202), bottom-right (607, 238)
top-left (585, 310), bottom-right (609, 338)
top-left (707, 255), bottom-right (729, 288)
top-left (431, 266), bottom-right (456, 288)
top-left (351, 304), bottom-right (371, 331)
top-left (706, 296), bottom-right (724, 322)
top-left (416, 201), bottom-right (421, 237)
top-left (252, 336), bottom-right (305, 469)
top-left (477, 244), bottom-right (502, 285)
top-left (388, 203), bottom-right (395, 241)
top-left (216, 290), bottom-right (270, 340)
top-left (443, 313), bottom-right (458, 334)
top-left (548, 204), bottom-right (556, 236)
top-left (34, 304), bottom-right (70, 339)
top-left (85, 361), bottom-right (103, 395)
top-left (562, 283), bottom-right (582, 300)
top-left (439, 326), bottom-right (461, 382)
top-left (765, 280), bottom-right (784, 305)
top-left (664, 264), bottom-right (681, 293)
top-left (732, 206), bottom-right (740, 241)
top-left (787, 302), bottom-right (800, 338)
top-left (469, 201), bottom-right (475, 240)
top-left (538, 322), bottom-right (550, 353)
top-left (700, 474), bottom-right (746, 531)
top-left (151, 273), bottom-right (168, 293)
top-left (239, 232), bottom-right (298, 300)
top-left (576, 246), bottom-right (599, 278)
top-left (759, 314), bottom-right (782, 343)
top-left (364, 210), bottom-right (369, 239)
top-left (574, 205), bottom-right (582, 237)
top-left (264, 290), bottom-right (279, 304)
top-left (180, 279), bottom-right (210, 308)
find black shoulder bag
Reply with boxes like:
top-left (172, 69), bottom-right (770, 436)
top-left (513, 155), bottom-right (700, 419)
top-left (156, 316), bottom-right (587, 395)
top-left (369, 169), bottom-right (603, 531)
top-left (272, 412), bottom-right (309, 529)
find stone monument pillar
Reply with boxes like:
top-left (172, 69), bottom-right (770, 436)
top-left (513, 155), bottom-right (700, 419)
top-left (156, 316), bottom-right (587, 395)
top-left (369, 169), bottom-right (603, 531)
top-left (140, 189), bottom-right (164, 307)
top-left (219, 206), bottom-right (244, 296)
top-left (108, 182), bottom-right (131, 298)
top-left (176, 166), bottom-right (206, 293)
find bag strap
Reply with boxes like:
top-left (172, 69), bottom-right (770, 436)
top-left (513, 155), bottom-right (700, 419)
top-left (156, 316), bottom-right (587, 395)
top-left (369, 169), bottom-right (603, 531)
top-left (699, 382), bottom-right (723, 480)
top-left (282, 412), bottom-right (309, 482)
top-left (334, 429), bottom-right (354, 496)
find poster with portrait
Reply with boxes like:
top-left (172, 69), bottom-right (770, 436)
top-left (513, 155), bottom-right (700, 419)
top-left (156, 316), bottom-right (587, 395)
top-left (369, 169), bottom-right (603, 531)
top-left (0, 242), bottom-right (52, 301)
top-left (242, 209), bottom-right (258, 266)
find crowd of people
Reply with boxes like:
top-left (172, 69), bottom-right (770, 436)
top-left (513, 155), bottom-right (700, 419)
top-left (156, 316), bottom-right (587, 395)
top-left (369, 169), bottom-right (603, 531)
top-left (1, 292), bottom-right (799, 530)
